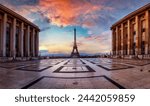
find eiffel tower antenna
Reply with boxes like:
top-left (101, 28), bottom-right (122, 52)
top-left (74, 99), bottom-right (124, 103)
top-left (71, 28), bottom-right (80, 58)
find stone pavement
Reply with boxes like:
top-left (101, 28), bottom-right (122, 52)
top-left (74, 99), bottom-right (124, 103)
top-left (0, 58), bottom-right (150, 89)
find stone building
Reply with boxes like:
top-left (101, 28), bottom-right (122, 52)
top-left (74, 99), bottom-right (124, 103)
top-left (0, 4), bottom-right (40, 61)
top-left (111, 3), bottom-right (150, 59)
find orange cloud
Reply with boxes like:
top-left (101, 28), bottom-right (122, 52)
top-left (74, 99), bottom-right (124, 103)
top-left (2, 0), bottom-right (114, 28)
top-left (38, 0), bottom-right (111, 27)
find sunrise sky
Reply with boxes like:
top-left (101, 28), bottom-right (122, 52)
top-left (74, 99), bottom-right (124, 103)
top-left (0, 0), bottom-right (150, 54)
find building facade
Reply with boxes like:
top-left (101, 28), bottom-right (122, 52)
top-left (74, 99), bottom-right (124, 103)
top-left (111, 3), bottom-right (150, 59)
top-left (0, 4), bottom-right (40, 61)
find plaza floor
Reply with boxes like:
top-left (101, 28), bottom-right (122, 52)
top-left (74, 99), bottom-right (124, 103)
top-left (0, 58), bottom-right (150, 89)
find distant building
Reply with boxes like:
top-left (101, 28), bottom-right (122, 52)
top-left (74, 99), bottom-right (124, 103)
top-left (111, 3), bottom-right (150, 59)
top-left (0, 4), bottom-right (40, 61)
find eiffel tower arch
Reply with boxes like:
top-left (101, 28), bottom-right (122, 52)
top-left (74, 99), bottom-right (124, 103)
top-left (71, 28), bottom-right (80, 58)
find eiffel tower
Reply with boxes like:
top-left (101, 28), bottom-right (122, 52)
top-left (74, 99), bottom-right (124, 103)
top-left (71, 28), bottom-right (80, 58)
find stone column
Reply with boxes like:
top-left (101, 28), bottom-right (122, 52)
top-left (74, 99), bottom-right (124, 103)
top-left (36, 31), bottom-right (39, 57)
top-left (116, 27), bottom-right (119, 56)
top-left (2, 13), bottom-right (7, 57)
top-left (145, 11), bottom-right (149, 55)
top-left (135, 16), bottom-right (140, 55)
top-left (112, 29), bottom-right (115, 55)
top-left (32, 29), bottom-right (35, 57)
top-left (20, 22), bottom-right (24, 57)
top-left (26, 26), bottom-right (30, 57)
top-left (0, 27), bottom-right (1, 56)
top-left (121, 24), bottom-right (124, 55)
top-left (127, 20), bottom-right (131, 55)
top-left (11, 18), bottom-right (16, 58)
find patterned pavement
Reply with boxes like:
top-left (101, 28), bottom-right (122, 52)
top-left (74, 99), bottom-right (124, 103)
top-left (0, 58), bottom-right (150, 89)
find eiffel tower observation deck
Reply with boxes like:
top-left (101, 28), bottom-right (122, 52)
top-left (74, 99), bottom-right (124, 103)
top-left (71, 28), bottom-right (80, 58)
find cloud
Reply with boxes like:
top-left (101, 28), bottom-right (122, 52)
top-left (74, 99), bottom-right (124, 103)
top-left (0, 0), bottom-right (114, 32)
top-left (0, 0), bottom-right (39, 6)
top-left (39, 0), bottom-right (111, 26)
top-left (77, 30), bottom-right (112, 53)
top-left (1, 0), bottom-right (149, 29)
top-left (40, 26), bottom-right (51, 32)
top-left (1, 0), bottom-right (140, 32)
top-left (31, 12), bottom-right (52, 31)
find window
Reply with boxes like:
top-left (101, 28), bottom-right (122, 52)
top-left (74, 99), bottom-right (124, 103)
top-left (142, 32), bottom-right (145, 41)
top-left (125, 44), bottom-right (127, 55)
top-left (141, 41), bottom-right (145, 55)
top-left (141, 21), bottom-right (145, 32)
top-left (142, 28), bottom-right (145, 32)
top-left (133, 33), bottom-right (136, 43)
top-left (133, 43), bottom-right (136, 55)
top-left (142, 21), bottom-right (145, 29)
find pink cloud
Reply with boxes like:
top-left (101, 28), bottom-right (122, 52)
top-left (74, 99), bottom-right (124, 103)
top-left (38, 0), bottom-right (101, 26)
top-left (1, 0), bottom-right (114, 28)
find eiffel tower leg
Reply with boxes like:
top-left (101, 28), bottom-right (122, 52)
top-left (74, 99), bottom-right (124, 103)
top-left (74, 48), bottom-right (78, 54)
top-left (76, 48), bottom-right (79, 54)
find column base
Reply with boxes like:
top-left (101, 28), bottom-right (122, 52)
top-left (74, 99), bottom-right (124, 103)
top-left (138, 54), bottom-right (150, 59)
top-left (16, 57), bottom-right (23, 61)
top-left (137, 55), bottom-right (143, 59)
top-left (138, 48), bottom-right (142, 55)
top-left (0, 57), bottom-right (14, 62)
top-left (31, 57), bottom-right (39, 60)
top-left (0, 56), bottom-right (40, 62)
top-left (112, 54), bottom-right (150, 60)
top-left (0, 57), bottom-right (8, 62)
top-left (120, 50), bottom-right (123, 55)
top-left (145, 46), bottom-right (148, 55)
top-left (130, 50), bottom-right (134, 55)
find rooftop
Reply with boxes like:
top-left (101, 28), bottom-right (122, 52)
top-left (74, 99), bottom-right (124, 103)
top-left (0, 4), bottom-right (40, 31)
top-left (111, 3), bottom-right (150, 29)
